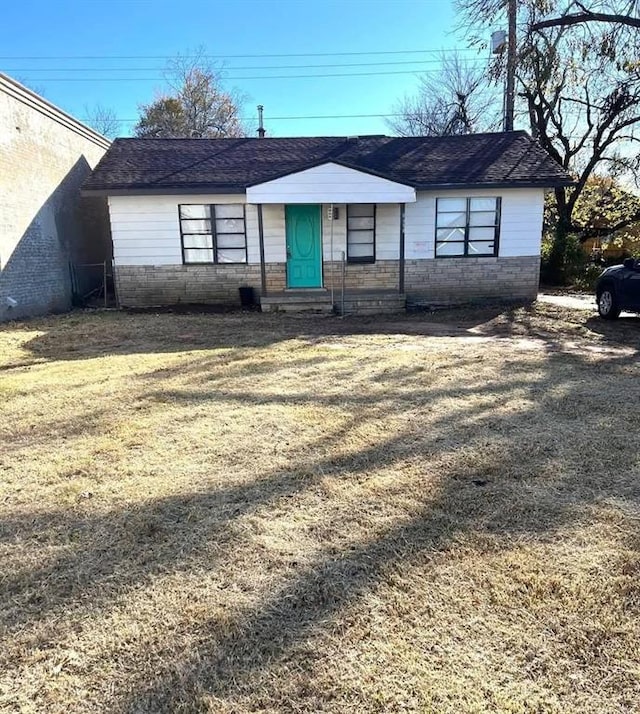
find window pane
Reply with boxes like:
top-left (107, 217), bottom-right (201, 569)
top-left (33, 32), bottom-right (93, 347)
top-left (215, 204), bottom-right (245, 219)
top-left (436, 241), bottom-right (465, 256)
top-left (437, 211), bottom-right (466, 228)
top-left (180, 205), bottom-right (210, 219)
top-left (215, 218), bottom-right (245, 234)
top-left (182, 234), bottom-right (213, 249)
top-left (437, 198), bottom-right (466, 213)
top-left (184, 248), bottom-right (214, 263)
top-left (181, 218), bottom-right (211, 233)
top-left (469, 197), bottom-right (498, 212)
top-left (217, 249), bottom-right (246, 263)
top-left (468, 226), bottom-right (496, 241)
top-left (348, 204), bottom-right (374, 217)
top-left (348, 230), bottom-right (374, 245)
top-left (469, 241), bottom-right (495, 255)
top-left (469, 210), bottom-right (497, 227)
top-left (217, 233), bottom-right (246, 249)
top-left (348, 216), bottom-right (375, 231)
top-left (349, 243), bottom-right (374, 258)
top-left (436, 227), bottom-right (465, 242)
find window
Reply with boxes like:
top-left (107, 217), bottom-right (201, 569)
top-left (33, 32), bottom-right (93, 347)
top-left (179, 204), bottom-right (247, 264)
top-left (435, 197), bottom-right (501, 258)
top-left (347, 204), bottom-right (376, 263)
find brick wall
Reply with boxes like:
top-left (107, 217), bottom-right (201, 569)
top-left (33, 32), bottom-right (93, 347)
top-left (115, 264), bottom-right (273, 306)
top-left (322, 259), bottom-right (399, 291)
top-left (265, 263), bottom-right (286, 294)
top-left (405, 256), bottom-right (540, 302)
top-left (116, 257), bottom-right (539, 308)
top-left (0, 75), bottom-right (111, 322)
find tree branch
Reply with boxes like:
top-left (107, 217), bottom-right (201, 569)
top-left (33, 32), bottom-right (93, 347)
top-left (532, 11), bottom-right (640, 31)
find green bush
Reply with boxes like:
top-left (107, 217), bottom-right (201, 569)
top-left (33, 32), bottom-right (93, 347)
top-left (540, 232), bottom-right (583, 284)
top-left (540, 232), bottom-right (603, 288)
top-left (572, 263), bottom-right (603, 291)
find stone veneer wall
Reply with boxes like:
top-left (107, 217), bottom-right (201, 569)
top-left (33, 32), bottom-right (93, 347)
top-left (115, 256), bottom-right (539, 307)
top-left (322, 259), bottom-right (399, 291)
top-left (115, 264), bottom-right (287, 306)
top-left (405, 256), bottom-right (540, 302)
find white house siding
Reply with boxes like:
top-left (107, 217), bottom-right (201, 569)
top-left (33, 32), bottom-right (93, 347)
top-left (246, 162), bottom-right (416, 204)
top-left (110, 187), bottom-right (544, 307)
top-left (404, 188), bottom-right (544, 302)
top-left (109, 194), bottom-right (271, 305)
top-left (311, 203), bottom-right (401, 262)
top-left (404, 188), bottom-right (544, 260)
top-left (109, 194), bottom-right (260, 266)
top-left (262, 204), bottom-right (286, 263)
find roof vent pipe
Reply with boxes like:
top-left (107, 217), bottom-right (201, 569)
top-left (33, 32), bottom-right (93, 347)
top-left (257, 105), bottom-right (265, 138)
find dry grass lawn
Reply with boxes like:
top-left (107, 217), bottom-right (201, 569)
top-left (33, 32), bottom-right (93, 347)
top-left (1, 302), bottom-right (639, 713)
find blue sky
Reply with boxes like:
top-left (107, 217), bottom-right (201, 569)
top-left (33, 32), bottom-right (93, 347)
top-left (0, 0), bottom-right (491, 137)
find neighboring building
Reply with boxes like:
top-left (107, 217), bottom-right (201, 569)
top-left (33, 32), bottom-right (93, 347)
top-left (82, 131), bottom-right (572, 313)
top-left (0, 73), bottom-right (111, 321)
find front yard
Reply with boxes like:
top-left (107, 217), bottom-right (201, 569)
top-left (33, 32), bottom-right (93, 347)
top-left (1, 303), bottom-right (639, 713)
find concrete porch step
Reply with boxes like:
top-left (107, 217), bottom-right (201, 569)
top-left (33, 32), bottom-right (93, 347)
top-left (260, 291), bottom-right (333, 313)
top-left (260, 290), bottom-right (407, 315)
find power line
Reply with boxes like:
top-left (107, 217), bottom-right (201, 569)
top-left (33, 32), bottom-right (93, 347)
top-left (0, 48), bottom-right (479, 61)
top-left (3, 58), bottom-right (486, 73)
top-left (3, 68), bottom-right (485, 82)
top-left (83, 112), bottom-right (410, 123)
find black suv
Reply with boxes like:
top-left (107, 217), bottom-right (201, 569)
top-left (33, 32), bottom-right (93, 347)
top-left (596, 258), bottom-right (640, 319)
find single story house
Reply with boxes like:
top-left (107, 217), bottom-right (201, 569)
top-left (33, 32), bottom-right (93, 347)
top-left (0, 73), bottom-right (112, 322)
top-left (82, 131), bottom-right (572, 313)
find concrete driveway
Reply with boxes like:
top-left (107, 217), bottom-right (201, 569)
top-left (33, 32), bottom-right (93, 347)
top-left (538, 293), bottom-right (597, 311)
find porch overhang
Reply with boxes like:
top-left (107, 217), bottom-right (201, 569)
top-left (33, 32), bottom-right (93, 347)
top-left (246, 161), bottom-right (416, 204)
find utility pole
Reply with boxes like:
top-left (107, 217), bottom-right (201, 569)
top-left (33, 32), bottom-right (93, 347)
top-left (505, 0), bottom-right (517, 131)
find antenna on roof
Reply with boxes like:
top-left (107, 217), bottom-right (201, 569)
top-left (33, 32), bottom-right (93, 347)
top-left (257, 105), bottom-right (265, 139)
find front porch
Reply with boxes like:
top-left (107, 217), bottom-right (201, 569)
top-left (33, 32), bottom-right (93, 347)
top-left (247, 161), bottom-right (417, 314)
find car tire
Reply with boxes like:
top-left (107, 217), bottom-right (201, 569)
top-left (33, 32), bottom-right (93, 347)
top-left (597, 286), bottom-right (621, 320)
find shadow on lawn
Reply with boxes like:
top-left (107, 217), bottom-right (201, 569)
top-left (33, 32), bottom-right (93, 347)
top-left (0, 302), bottom-right (592, 369)
top-left (2, 331), bottom-right (640, 709)
top-left (584, 315), bottom-right (640, 346)
top-left (8, 302), bottom-right (637, 373)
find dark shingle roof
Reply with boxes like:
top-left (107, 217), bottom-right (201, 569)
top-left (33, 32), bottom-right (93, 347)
top-left (83, 131), bottom-right (573, 194)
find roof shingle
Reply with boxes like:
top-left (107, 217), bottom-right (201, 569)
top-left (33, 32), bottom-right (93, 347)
top-left (83, 131), bottom-right (573, 193)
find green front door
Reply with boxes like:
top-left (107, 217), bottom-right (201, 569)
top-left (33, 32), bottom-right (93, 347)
top-left (285, 204), bottom-right (322, 288)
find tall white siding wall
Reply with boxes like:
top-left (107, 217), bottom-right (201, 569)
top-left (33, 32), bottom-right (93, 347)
top-left (405, 188), bottom-right (545, 259)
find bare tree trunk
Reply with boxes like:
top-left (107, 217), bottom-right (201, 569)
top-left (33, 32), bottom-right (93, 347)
top-left (546, 186), bottom-right (573, 284)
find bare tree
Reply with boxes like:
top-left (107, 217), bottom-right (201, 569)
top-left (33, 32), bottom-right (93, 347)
top-left (455, 0), bottom-right (640, 280)
top-left (136, 49), bottom-right (246, 138)
top-left (84, 103), bottom-right (120, 139)
top-left (388, 53), bottom-right (499, 136)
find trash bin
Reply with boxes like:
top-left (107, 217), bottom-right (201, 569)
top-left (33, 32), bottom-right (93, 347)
top-left (239, 286), bottom-right (256, 308)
